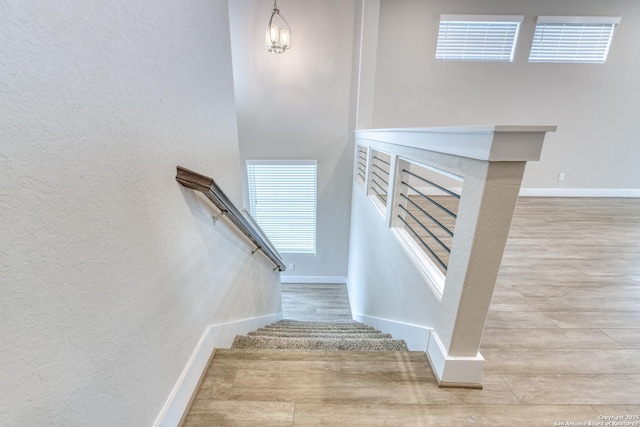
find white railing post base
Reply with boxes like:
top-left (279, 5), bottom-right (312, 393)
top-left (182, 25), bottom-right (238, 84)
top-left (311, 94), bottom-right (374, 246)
top-left (426, 331), bottom-right (485, 388)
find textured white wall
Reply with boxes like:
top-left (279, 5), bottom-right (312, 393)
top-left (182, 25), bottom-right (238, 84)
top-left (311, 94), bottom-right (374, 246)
top-left (228, 0), bottom-right (359, 280)
top-left (0, 1), bottom-right (281, 425)
top-left (347, 180), bottom-right (440, 327)
top-left (371, 0), bottom-right (640, 190)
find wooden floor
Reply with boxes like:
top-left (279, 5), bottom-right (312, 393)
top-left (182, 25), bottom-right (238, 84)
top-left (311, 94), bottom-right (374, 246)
top-left (184, 197), bottom-right (640, 426)
top-left (281, 283), bottom-right (352, 321)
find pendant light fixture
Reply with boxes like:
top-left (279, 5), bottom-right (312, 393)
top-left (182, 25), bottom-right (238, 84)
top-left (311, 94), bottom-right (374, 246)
top-left (265, 0), bottom-right (292, 54)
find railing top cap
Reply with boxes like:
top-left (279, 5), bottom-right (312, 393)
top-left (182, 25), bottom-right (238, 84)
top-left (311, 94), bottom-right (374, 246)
top-left (355, 125), bottom-right (557, 161)
top-left (356, 125), bottom-right (557, 134)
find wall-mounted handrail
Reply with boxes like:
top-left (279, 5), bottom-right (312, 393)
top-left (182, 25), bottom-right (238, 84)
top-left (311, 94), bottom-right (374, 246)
top-left (176, 166), bottom-right (286, 271)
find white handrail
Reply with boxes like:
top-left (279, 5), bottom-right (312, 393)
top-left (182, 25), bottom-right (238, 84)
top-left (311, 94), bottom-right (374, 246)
top-left (356, 125), bottom-right (556, 161)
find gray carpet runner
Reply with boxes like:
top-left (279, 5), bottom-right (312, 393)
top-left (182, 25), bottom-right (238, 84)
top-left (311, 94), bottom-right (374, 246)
top-left (231, 320), bottom-right (408, 351)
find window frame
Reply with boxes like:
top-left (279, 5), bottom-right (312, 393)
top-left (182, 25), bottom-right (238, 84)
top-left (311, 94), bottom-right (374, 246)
top-left (435, 14), bottom-right (524, 62)
top-left (528, 16), bottom-right (621, 64)
top-left (246, 159), bottom-right (318, 255)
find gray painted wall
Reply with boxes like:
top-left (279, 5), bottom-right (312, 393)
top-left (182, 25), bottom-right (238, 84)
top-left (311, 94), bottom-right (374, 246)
top-left (229, 0), bottom-right (359, 280)
top-left (371, 0), bottom-right (640, 191)
top-left (348, 179), bottom-right (441, 327)
top-left (0, 1), bottom-right (281, 425)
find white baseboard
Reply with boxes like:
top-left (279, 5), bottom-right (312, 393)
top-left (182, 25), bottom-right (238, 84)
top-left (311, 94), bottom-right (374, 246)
top-left (426, 331), bottom-right (484, 387)
top-left (153, 312), bottom-right (282, 427)
top-left (353, 313), bottom-right (432, 351)
top-left (281, 275), bottom-right (347, 284)
top-left (345, 279), bottom-right (356, 320)
top-left (519, 188), bottom-right (640, 198)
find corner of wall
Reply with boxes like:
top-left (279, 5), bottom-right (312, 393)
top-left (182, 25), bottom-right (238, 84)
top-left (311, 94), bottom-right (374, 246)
top-left (153, 313), bottom-right (282, 427)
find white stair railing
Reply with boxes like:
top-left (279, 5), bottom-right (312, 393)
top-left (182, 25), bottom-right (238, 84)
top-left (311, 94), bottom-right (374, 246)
top-left (349, 125), bottom-right (556, 387)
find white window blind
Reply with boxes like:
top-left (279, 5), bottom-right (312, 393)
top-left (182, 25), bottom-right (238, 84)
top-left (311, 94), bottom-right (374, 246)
top-left (529, 16), bottom-right (621, 63)
top-left (436, 15), bottom-right (524, 62)
top-left (246, 160), bottom-right (317, 254)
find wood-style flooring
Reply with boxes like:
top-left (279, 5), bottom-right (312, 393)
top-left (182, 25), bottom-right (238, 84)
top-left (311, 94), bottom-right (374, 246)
top-left (183, 197), bottom-right (640, 426)
top-left (281, 283), bottom-right (353, 321)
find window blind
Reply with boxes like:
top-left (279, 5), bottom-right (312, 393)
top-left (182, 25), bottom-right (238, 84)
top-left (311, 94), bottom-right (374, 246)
top-left (246, 161), bottom-right (317, 254)
top-left (436, 15), bottom-right (523, 62)
top-left (529, 16), bottom-right (620, 63)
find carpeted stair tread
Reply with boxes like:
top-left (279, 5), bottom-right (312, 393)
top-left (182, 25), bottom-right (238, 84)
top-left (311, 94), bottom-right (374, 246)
top-left (259, 326), bottom-right (379, 333)
top-left (273, 320), bottom-right (364, 325)
top-left (265, 323), bottom-right (374, 330)
top-left (214, 348), bottom-right (427, 362)
top-left (231, 335), bottom-right (409, 351)
top-left (231, 319), bottom-right (409, 352)
top-left (251, 328), bottom-right (387, 335)
top-left (248, 330), bottom-right (393, 339)
top-left (272, 320), bottom-right (370, 326)
top-left (260, 328), bottom-right (380, 335)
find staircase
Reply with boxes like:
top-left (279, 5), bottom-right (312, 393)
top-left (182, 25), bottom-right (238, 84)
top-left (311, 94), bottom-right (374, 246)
top-left (231, 319), bottom-right (409, 351)
top-left (180, 285), bottom-right (433, 426)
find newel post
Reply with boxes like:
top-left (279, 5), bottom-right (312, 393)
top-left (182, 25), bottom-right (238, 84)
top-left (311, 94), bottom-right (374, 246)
top-left (426, 128), bottom-right (555, 388)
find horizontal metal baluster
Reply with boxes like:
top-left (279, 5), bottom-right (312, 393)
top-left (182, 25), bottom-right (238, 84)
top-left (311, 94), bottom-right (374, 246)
top-left (397, 215), bottom-right (447, 271)
top-left (372, 156), bottom-right (391, 166)
top-left (371, 178), bottom-right (388, 195)
top-left (403, 169), bottom-right (460, 199)
top-left (398, 205), bottom-right (450, 253)
top-left (370, 184), bottom-right (387, 201)
top-left (400, 193), bottom-right (454, 237)
top-left (401, 181), bottom-right (457, 219)
top-left (372, 163), bottom-right (390, 175)
top-left (372, 171), bottom-right (389, 186)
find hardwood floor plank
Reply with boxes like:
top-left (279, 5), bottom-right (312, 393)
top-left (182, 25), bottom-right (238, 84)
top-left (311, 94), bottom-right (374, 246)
top-left (281, 283), bottom-right (352, 321)
top-left (484, 311), bottom-right (558, 329)
top-left (183, 400), bottom-right (294, 427)
top-left (490, 297), bottom-right (640, 313)
top-left (601, 329), bottom-right (640, 348)
top-left (512, 284), bottom-right (640, 299)
top-left (293, 404), bottom-right (598, 427)
top-left (503, 374), bottom-right (640, 405)
top-left (436, 376), bottom-right (521, 405)
top-left (544, 311), bottom-right (640, 329)
top-left (482, 349), bottom-right (640, 374)
top-left (226, 366), bottom-right (452, 405)
top-left (193, 364), bottom-right (238, 400)
top-left (480, 328), bottom-right (624, 350)
top-left (213, 349), bottom-right (427, 362)
top-left (591, 406), bottom-right (640, 418)
top-left (209, 359), bottom-right (436, 377)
